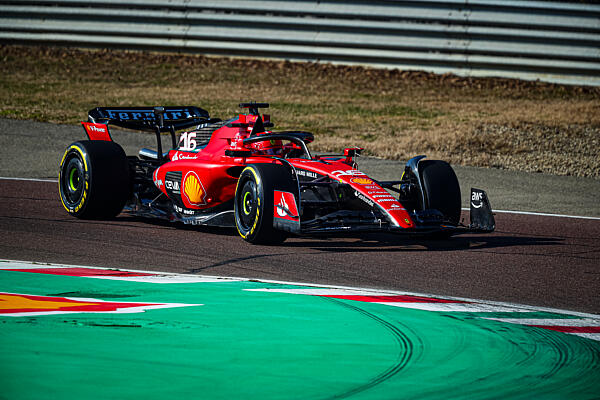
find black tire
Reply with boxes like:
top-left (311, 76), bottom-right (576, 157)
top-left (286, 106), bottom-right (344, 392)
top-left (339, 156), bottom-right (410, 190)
top-left (59, 140), bottom-right (130, 219)
top-left (234, 163), bottom-right (295, 244)
top-left (419, 160), bottom-right (461, 225)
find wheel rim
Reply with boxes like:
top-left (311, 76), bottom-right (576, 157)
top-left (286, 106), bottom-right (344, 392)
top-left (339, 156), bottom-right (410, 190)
top-left (68, 167), bottom-right (79, 191)
top-left (238, 178), bottom-right (257, 230)
top-left (61, 155), bottom-right (85, 206)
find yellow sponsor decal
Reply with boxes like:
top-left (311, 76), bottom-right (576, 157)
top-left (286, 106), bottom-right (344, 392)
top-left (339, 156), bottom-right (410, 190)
top-left (350, 177), bottom-right (374, 185)
top-left (183, 171), bottom-right (206, 206)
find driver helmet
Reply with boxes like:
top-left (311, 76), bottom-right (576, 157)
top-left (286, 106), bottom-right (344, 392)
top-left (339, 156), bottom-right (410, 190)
top-left (250, 138), bottom-right (284, 155)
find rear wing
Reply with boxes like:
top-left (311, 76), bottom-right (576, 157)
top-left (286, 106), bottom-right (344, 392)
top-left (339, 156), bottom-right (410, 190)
top-left (88, 106), bottom-right (214, 132)
top-left (84, 106), bottom-right (220, 160)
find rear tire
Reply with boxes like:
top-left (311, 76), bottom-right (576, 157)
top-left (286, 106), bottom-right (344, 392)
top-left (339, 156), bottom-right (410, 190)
top-left (234, 163), bottom-right (294, 245)
top-left (59, 140), bottom-right (130, 219)
top-left (419, 160), bottom-right (461, 225)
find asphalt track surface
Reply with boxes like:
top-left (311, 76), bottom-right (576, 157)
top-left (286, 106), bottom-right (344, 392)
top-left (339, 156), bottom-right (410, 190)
top-left (0, 118), bottom-right (599, 314)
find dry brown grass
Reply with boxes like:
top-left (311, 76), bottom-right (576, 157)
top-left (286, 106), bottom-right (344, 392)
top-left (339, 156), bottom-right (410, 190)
top-left (1, 45), bottom-right (599, 177)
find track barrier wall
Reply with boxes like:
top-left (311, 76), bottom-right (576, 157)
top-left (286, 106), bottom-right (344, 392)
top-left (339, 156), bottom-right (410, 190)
top-left (0, 0), bottom-right (599, 85)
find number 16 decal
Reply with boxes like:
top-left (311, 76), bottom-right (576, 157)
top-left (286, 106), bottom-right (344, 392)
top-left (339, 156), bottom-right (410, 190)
top-left (179, 131), bottom-right (197, 151)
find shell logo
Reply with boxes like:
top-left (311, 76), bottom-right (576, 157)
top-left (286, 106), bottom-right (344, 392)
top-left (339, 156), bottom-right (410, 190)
top-left (183, 171), bottom-right (206, 206)
top-left (350, 177), bottom-right (374, 185)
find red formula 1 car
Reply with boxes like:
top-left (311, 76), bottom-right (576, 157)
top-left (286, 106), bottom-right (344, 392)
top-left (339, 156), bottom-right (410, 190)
top-left (59, 102), bottom-right (495, 244)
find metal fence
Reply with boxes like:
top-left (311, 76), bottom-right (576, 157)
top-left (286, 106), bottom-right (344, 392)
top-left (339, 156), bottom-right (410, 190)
top-left (1, 0), bottom-right (599, 86)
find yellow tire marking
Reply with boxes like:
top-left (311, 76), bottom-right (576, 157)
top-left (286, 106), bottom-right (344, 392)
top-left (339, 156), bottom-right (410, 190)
top-left (58, 144), bottom-right (88, 214)
top-left (235, 166), bottom-right (262, 240)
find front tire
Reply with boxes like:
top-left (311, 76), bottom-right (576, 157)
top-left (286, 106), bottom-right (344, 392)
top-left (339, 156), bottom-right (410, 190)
top-left (234, 163), bottom-right (294, 245)
top-left (59, 140), bottom-right (130, 219)
top-left (419, 160), bottom-right (461, 225)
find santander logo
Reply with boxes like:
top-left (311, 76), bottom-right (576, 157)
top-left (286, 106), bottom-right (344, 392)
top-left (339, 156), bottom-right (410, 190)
top-left (274, 191), bottom-right (298, 221)
top-left (276, 195), bottom-right (289, 217)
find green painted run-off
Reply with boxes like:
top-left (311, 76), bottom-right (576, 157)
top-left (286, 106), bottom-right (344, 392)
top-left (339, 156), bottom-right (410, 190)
top-left (1, 270), bottom-right (599, 399)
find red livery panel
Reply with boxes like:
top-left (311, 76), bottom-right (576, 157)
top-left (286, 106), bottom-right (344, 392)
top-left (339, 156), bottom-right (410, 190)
top-left (82, 122), bottom-right (112, 141)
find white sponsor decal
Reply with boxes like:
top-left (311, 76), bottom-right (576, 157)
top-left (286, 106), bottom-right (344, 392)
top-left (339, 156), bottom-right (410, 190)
top-left (166, 180), bottom-right (180, 191)
top-left (89, 125), bottom-right (106, 133)
top-left (277, 194), bottom-right (290, 218)
top-left (171, 152), bottom-right (198, 161)
top-left (296, 170), bottom-right (318, 179)
top-left (174, 205), bottom-right (194, 215)
top-left (471, 191), bottom-right (483, 208)
top-left (332, 169), bottom-right (366, 177)
top-left (178, 132), bottom-right (197, 151)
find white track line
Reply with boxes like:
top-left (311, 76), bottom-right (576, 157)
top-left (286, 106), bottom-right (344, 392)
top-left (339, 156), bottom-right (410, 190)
top-left (462, 207), bottom-right (600, 221)
top-left (1, 177), bottom-right (598, 220)
top-left (0, 261), bottom-right (243, 284)
top-left (248, 288), bottom-right (533, 313)
top-left (483, 318), bottom-right (600, 341)
top-left (0, 177), bottom-right (57, 183)
top-left (572, 333), bottom-right (600, 340)
top-left (378, 302), bottom-right (531, 313)
top-left (245, 288), bottom-right (388, 296)
top-left (483, 318), bottom-right (600, 327)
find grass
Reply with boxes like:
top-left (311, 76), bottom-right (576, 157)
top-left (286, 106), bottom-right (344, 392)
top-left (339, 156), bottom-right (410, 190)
top-left (1, 45), bottom-right (599, 177)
